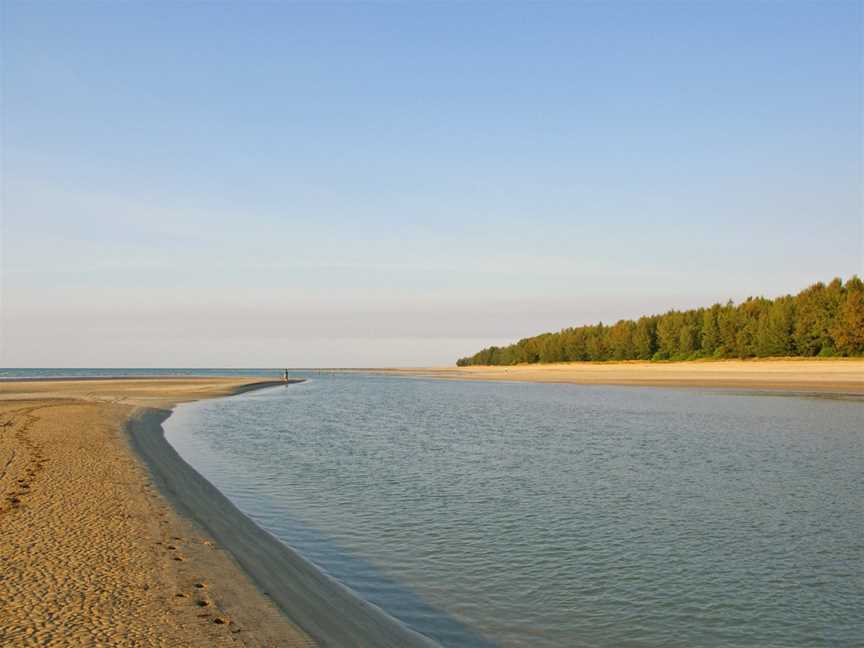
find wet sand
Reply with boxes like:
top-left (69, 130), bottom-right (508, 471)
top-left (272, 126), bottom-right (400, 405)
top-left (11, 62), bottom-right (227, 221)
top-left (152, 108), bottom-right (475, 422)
top-left (375, 358), bottom-right (864, 394)
top-left (0, 377), bottom-right (434, 648)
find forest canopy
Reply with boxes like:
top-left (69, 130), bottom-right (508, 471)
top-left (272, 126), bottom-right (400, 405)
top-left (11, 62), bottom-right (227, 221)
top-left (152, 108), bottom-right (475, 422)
top-left (456, 277), bottom-right (864, 366)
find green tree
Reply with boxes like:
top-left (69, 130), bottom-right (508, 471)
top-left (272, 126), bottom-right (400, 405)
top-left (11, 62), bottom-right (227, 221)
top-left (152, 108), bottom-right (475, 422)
top-left (656, 312), bottom-right (683, 358)
top-left (539, 333), bottom-right (565, 363)
top-left (756, 297), bottom-right (795, 356)
top-left (795, 279), bottom-right (844, 355)
top-left (678, 324), bottom-right (697, 356)
top-left (454, 277), bottom-right (863, 366)
top-left (716, 302), bottom-right (738, 356)
top-left (832, 277), bottom-right (864, 355)
top-left (563, 328), bottom-right (588, 361)
top-left (701, 305), bottom-right (721, 355)
top-left (633, 317), bottom-right (655, 359)
top-left (608, 320), bottom-right (635, 360)
top-left (585, 324), bottom-right (608, 360)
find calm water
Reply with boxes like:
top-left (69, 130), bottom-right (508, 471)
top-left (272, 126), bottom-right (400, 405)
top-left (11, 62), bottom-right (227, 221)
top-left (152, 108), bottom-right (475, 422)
top-left (163, 375), bottom-right (862, 647)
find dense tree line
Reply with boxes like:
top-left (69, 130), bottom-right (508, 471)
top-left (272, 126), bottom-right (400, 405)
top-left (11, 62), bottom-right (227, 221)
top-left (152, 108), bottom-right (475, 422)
top-left (456, 277), bottom-right (864, 366)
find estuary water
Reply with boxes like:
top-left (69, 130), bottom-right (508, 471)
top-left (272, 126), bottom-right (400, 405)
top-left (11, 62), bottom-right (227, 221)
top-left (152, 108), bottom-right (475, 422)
top-left (163, 374), bottom-right (863, 647)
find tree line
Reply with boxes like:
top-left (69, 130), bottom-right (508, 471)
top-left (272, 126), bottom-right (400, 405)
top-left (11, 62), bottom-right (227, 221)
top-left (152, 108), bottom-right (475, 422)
top-left (456, 277), bottom-right (864, 366)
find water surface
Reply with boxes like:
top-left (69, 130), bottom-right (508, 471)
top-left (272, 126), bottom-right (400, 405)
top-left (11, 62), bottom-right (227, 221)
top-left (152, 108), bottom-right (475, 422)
top-left (164, 375), bottom-right (863, 647)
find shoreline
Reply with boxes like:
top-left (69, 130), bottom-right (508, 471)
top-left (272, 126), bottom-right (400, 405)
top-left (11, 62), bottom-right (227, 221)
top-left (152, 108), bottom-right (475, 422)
top-left (366, 358), bottom-right (864, 395)
top-left (128, 394), bottom-right (438, 648)
top-left (0, 377), bottom-right (435, 647)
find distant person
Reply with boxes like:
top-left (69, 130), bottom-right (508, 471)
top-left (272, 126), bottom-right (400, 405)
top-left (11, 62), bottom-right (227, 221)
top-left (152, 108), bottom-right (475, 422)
top-left (283, 368), bottom-right (289, 382)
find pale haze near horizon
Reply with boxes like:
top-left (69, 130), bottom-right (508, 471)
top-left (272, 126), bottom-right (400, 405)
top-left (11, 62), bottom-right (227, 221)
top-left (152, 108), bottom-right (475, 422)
top-left (1, 2), bottom-right (862, 368)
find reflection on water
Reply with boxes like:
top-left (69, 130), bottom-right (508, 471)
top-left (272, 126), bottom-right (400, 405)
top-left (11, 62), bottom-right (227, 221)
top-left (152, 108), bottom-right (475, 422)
top-left (165, 375), bottom-right (864, 647)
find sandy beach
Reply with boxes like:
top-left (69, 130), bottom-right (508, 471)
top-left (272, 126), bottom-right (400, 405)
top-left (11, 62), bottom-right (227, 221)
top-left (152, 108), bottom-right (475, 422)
top-left (0, 377), bottom-right (434, 648)
top-left (0, 378), bottom-right (315, 647)
top-left (371, 358), bottom-right (864, 394)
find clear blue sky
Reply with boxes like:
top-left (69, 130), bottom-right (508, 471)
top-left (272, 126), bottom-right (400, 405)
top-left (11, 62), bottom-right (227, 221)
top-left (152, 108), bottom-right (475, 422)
top-left (2, 1), bottom-right (862, 367)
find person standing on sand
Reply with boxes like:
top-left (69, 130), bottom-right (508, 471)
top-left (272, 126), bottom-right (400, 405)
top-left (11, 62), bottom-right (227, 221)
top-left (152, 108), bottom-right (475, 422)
top-left (283, 368), bottom-right (289, 382)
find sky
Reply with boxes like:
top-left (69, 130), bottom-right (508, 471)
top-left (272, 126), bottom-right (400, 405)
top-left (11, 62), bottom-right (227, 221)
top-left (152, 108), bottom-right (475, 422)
top-left (1, 1), bottom-right (862, 367)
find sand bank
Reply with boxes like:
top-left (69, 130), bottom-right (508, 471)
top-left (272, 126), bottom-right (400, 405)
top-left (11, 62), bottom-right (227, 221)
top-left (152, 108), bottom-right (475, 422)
top-left (374, 358), bottom-right (864, 394)
top-left (0, 378), bottom-right (436, 647)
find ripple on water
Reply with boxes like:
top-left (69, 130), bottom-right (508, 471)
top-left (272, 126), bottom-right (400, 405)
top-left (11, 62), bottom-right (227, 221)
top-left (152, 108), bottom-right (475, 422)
top-left (165, 375), bottom-right (864, 648)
